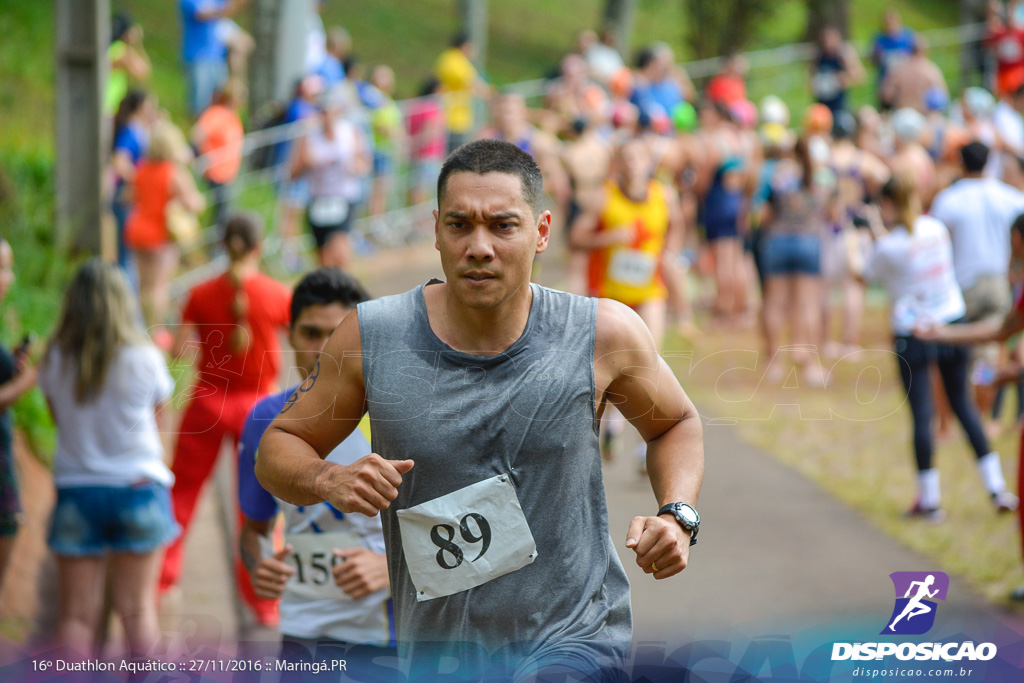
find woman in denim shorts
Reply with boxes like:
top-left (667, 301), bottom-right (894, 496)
top-left (38, 260), bottom-right (178, 658)
top-left (758, 136), bottom-right (830, 386)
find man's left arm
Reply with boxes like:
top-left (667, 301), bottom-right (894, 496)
top-left (595, 299), bottom-right (704, 580)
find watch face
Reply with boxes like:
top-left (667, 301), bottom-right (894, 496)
top-left (676, 503), bottom-right (699, 526)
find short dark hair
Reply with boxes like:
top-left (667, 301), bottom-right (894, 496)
top-left (634, 46), bottom-right (656, 71)
top-left (290, 267), bottom-right (370, 325)
top-left (111, 11), bottom-right (134, 44)
top-left (418, 77), bottom-right (441, 98)
top-left (223, 212), bottom-right (264, 259)
top-left (437, 139), bottom-right (544, 216)
top-left (451, 32), bottom-right (470, 48)
top-left (961, 141), bottom-right (989, 173)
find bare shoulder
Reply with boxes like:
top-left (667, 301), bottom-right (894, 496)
top-left (320, 308), bottom-right (365, 386)
top-left (594, 298), bottom-right (656, 364)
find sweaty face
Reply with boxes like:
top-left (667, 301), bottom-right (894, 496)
top-left (290, 303), bottom-right (352, 377)
top-left (434, 172), bottom-right (550, 310)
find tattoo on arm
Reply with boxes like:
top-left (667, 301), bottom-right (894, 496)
top-left (240, 543), bottom-right (258, 574)
top-left (280, 360), bottom-right (320, 414)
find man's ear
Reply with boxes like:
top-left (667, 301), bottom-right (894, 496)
top-left (433, 208), bottom-right (441, 251)
top-left (536, 210), bottom-right (552, 254)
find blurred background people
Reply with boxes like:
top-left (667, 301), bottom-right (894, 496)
top-left (290, 91), bottom-right (369, 269)
top-left (159, 214), bottom-right (290, 626)
top-left (125, 119), bottom-right (205, 334)
top-left (38, 260), bottom-right (177, 659)
top-left (864, 175), bottom-right (1017, 520)
top-left (758, 137), bottom-right (830, 386)
top-left (0, 239), bottom-right (37, 596)
top-left (104, 12), bottom-right (151, 120)
top-left (192, 79), bottom-right (245, 229)
top-left (811, 25), bottom-right (865, 117)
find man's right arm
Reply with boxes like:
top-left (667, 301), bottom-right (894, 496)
top-left (255, 311), bottom-right (414, 515)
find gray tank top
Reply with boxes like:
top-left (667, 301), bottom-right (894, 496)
top-left (357, 281), bottom-right (632, 677)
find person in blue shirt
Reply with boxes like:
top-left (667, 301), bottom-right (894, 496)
top-left (871, 8), bottom-right (916, 109)
top-left (110, 89), bottom-right (157, 279)
top-left (237, 267), bottom-right (396, 675)
top-left (317, 27), bottom-right (350, 92)
top-left (179, 0), bottom-right (248, 116)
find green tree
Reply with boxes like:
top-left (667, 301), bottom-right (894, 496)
top-left (805, 0), bottom-right (850, 41)
top-left (685, 0), bottom-right (778, 59)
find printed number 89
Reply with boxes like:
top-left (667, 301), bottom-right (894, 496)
top-left (430, 513), bottom-right (491, 570)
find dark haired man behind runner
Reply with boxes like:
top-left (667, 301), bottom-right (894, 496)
top-left (256, 139), bottom-right (704, 681)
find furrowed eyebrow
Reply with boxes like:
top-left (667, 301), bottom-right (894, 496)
top-left (443, 211), bottom-right (522, 221)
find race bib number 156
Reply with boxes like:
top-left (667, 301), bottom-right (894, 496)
top-left (396, 473), bottom-right (538, 602)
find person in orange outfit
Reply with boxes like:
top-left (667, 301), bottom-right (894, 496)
top-left (159, 212), bottom-right (291, 625)
top-left (192, 79), bottom-right (245, 228)
top-left (125, 119), bottom-right (204, 331)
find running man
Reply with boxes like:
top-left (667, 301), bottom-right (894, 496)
top-left (888, 574), bottom-right (939, 631)
top-left (237, 268), bottom-right (396, 673)
top-left (256, 140), bottom-right (704, 680)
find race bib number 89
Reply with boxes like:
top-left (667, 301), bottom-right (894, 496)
top-left (396, 474), bottom-right (538, 602)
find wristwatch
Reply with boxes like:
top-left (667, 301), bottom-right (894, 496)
top-left (658, 502), bottom-right (700, 546)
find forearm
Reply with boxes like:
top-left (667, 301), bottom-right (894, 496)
top-left (932, 318), bottom-right (1007, 345)
top-left (572, 229), bottom-right (623, 250)
top-left (0, 375), bottom-right (31, 411)
top-left (255, 427), bottom-right (340, 506)
top-left (239, 522), bottom-right (270, 575)
top-left (645, 412), bottom-right (704, 507)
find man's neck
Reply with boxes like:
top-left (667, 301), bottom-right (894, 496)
top-left (622, 175), bottom-right (648, 201)
top-left (430, 281), bottom-right (533, 356)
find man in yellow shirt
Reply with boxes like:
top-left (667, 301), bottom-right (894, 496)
top-left (571, 136), bottom-right (683, 349)
top-left (571, 136), bottom-right (684, 468)
top-left (434, 33), bottom-right (487, 153)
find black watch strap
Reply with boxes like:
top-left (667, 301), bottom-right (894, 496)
top-left (658, 502), bottom-right (699, 546)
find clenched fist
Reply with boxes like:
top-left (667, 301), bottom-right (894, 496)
top-left (314, 454), bottom-right (415, 516)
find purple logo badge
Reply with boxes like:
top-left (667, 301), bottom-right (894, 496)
top-left (881, 571), bottom-right (949, 635)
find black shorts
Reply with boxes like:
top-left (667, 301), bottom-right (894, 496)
top-left (307, 201), bottom-right (356, 249)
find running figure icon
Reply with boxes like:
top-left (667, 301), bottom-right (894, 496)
top-left (889, 574), bottom-right (939, 631)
